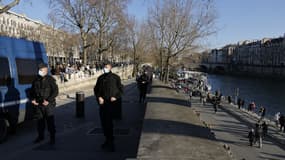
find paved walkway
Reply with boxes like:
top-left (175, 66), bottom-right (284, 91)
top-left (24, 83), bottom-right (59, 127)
top-left (137, 80), bottom-right (231, 160)
top-left (0, 79), bottom-right (145, 160)
top-left (220, 101), bottom-right (285, 145)
top-left (191, 96), bottom-right (285, 160)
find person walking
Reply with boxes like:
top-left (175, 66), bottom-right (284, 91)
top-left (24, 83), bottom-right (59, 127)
top-left (274, 112), bottom-right (281, 128)
top-left (248, 128), bottom-right (255, 147)
top-left (237, 98), bottom-right (242, 109)
top-left (228, 96), bottom-right (232, 104)
top-left (259, 106), bottom-right (266, 121)
top-left (94, 63), bottom-right (123, 152)
top-left (279, 114), bottom-right (285, 132)
top-left (30, 63), bottom-right (58, 145)
top-left (262, 122), bottom-right (268, 137)
top-left (254, 123), bottom-right (263, 148)
top-left (213, 96), bottom-right (219, 113)
top-left (137, 71), bottom-right (149, 103)
top-left (241, 99), bottom-right (245, 109)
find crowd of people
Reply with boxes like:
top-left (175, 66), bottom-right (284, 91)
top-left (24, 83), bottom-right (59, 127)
top-left (49, 62), bottom-right (130, 83)
top-left (248, 122), bottom-right (268, 148)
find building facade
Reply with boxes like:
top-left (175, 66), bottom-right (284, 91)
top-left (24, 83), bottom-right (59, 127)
top-left (0, 10), bottom-right (80, 66)
top-left (202, 36), bottom-right (285, 75)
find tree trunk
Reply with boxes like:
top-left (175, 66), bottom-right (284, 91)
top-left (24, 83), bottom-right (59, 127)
top-left (159, 50), bottom-right (164, 81)
top-left (132, 44), bottom-right (137, 77)
top-left (80, 29), bottom-right (88, 65)
top-left (83, 40), bottom-right (87, 65)
top-left (164, 56), bottom-right (170, 83)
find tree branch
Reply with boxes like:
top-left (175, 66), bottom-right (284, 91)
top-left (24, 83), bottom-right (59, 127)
top-left (0, 0), bottom-right (20, 14)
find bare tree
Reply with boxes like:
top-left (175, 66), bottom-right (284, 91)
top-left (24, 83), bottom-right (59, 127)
top-left (127, 18), bottom-right (153, 77)
top-left (148, 0), bottom-right (216, 82)
top-left (49, 0), bottom-right (128, 65)
top-left (127, 16), bottom-right (140, 76)
top-left (49, 0), bottom-right (96, 65)
top-left (0, 0), bottom-right (20, 14)
top-left (89, 0), bottom-right (128, 61)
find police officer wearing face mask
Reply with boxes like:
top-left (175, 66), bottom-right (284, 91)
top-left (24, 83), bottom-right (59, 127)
top-left (30, 63), bottom-right (58, 145)
top-left (94, 63), bottom-right (123, 152)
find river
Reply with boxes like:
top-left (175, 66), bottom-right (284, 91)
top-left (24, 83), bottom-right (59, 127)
top-left (207, 74), bottom-right (285, 119)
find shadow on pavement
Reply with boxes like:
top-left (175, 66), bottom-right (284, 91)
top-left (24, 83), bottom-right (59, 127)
top-left (143, 118), bottom-right (215, 140)
top-left (147, 96), bottom-right (190, 108)
top-left (260, 152), bottom-right (285, 160)
top-left (0, 81), bottom-right (146, 160)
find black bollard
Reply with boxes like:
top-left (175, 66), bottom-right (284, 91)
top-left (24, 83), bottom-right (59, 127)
top-left (76, 91), bottom-right (85, 118)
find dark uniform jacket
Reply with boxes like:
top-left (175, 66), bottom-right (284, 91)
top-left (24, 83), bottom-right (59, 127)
top-left (137, 74), bottom-right (149, 87)
top-left (30, 75), bottom-right (58, 119)
top-left (94, 72), bottom-right (123, 101)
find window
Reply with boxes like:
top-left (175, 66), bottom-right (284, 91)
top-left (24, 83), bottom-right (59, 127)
top-left (0, 57), bottom-right (11, 86)
top-left (16, 58), bottom-right (43, 84)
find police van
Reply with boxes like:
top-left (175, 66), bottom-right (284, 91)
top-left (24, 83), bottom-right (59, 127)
top-left (0, 36), bottom-right (48, 142)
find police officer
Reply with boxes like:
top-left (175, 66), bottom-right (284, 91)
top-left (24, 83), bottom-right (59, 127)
top-left (30, 63), bottom-right (58, 145)
top-left (137, 71), bottom-right (149, 103)
top-left (94, 63), bottom-right (123, 152)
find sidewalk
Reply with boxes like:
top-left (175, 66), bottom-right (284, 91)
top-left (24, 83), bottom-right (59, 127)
top-left (219, 101), bottom-right (285, 145)
top-left (190, 96), bottom-right (285, 160)
top-left (137, 80), bottom-right (231, 160)
top-left (1, 79), bottom-right (145, 160)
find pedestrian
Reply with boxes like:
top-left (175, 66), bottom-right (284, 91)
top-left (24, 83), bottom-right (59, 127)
top-left (30, 63), bottom-right (58, 145)
top-left (59, 64), bottom-right (64, 83)
top-left (94, 63), bottom-right (123, 152)
top-left (215, 90), bottom-right (219, 97)
top-left (252, 102), bottom-right (256, 112)
top-left (237, 98), bottom-right (241, 109)
top-left (279, 114), bottom-right (285, 132)
top-left (262, 122), bottom-right (268, 137)
top-left (254, 123), bottom-right (263, 148)
top-left (50, 65), bottom-right (56, 75)
top-left (213, 96), bottom-right (218, 113)
top-left (274, 112), bottom-right (281, 128)
top-left (137, 71), bottom-right (149, 103)
top-left (241, 99), bottom-right (245, 109)
top-left (248, 128), bottom-right (255, 147)
top-left (201, 92), bottom-right (207, 105)
top-left (259, 106), bottom-right (266, 121)
top-left (248, 103), bottom-right (251, 111)
top-left (207, 92), bottom-right (211, 103)
top-left (228, 96), bottom-right (232, 104)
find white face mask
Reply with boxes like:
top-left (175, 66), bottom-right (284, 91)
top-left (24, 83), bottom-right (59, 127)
top-left (38, 70), bottom-right (46, 77)
top-left (103, 68), bottom-right (110, 74)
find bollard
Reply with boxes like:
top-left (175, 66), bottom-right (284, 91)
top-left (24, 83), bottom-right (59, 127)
top-left (76, 91), bottom-right (85, 118)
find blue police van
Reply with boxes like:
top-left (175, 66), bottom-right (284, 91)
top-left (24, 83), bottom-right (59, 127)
top-left (0, 36), bottom-right (48, 142)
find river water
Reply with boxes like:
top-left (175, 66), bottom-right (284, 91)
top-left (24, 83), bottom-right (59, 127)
top-left (207, 74), bottom-right (285, 119)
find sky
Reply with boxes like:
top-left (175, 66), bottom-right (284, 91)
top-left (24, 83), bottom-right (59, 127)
top-left (2, 0), bottom-right (285, 49)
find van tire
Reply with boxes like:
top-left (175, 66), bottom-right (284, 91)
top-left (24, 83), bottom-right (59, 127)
top-left (0, 118), bottom-right (8, 143)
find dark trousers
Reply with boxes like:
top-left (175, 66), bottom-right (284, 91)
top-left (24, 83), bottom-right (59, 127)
top-left (99, 102), bottom-right (114, 143)
top-left (139, 85), bottom-right (147, 102)
top-left (280, 124), bottom-right (285, 132)
top-left (37, 115), bottom-right (56, 138)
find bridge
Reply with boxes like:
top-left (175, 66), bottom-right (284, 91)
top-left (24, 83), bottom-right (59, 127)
top-left (199, 62), bottom-right (228, 73)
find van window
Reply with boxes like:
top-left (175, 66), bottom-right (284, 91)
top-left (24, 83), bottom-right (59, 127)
top-left (0, 57), bottom-right (11, 86)
top-left (16, 58), bottom-right (42, 84)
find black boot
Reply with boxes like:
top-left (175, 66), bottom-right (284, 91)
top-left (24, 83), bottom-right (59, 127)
top-left (33, 136), bottom-right (44, 144)
top-left (101, 140), bottom-right (108, 149)
top-left (49, 135), bottom-right (55, 145)
top-left (101, 140), bottom-right (115, 152)
top-left (107, 141), bottom-right (115, 152)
